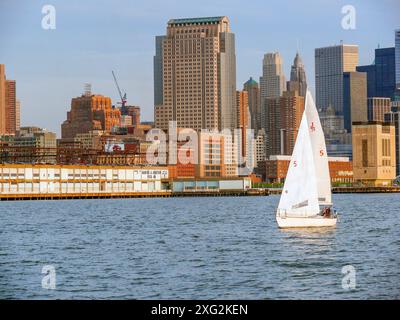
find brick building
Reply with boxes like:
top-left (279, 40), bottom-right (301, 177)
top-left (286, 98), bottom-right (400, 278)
top-left (61, 93), bottom-right (120, 139)
top-left (264, 155), bottom-right (353, 184)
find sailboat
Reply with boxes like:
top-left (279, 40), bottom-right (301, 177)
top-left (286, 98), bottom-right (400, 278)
top-left (276, 90), bottom-right (337, 228)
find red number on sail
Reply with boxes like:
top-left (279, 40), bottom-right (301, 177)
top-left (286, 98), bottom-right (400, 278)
top-left (293, 161), bottom-right (297, 167)
top-left (320, 150), bottom-right (324, 156)
top-left (310, 122), bottom-right (316, 132)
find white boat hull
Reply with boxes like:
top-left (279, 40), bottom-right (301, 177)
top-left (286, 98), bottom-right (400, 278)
top-left (276, 215), bottom-right (337, 228)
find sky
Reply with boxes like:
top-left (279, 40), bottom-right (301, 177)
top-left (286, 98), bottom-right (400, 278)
top-left (0, 0), bottom-right (399, 136)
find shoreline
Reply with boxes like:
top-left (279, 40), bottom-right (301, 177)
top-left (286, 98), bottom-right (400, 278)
top-left (1, 186), bottom-right (400, 201)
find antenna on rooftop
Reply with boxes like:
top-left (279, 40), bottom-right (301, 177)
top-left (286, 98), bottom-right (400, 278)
top-left (84, 83), bottom-right (92, 96)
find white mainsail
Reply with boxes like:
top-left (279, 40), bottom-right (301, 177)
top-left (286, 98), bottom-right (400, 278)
top-left (277, 110), bottom-right (320, 217)
top-left (304, 91), bottom-right (332, 206)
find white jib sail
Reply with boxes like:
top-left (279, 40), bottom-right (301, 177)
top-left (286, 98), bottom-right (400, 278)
top-left (304, 91), bottom-right (332, 206)
top-left (277, 110), bottom-right (320, 217)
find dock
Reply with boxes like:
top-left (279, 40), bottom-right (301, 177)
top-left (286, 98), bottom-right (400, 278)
top-left (266, 186), bottom-right (400, 195)
top-left (0, 189), bottom-right (270, 201)
top-left (332, 186), bottom-right (400, 193)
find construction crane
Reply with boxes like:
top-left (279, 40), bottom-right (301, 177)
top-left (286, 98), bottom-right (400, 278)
top-left (112, 70), bottom-right (127, 113)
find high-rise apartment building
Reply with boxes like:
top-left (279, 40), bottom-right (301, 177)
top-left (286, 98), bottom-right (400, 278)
top-left (243, 77), bottom-right (261, 135)
top-left (260, 52), bottom-right (286, 101)
top-left (0, 64), bottom-right (6, 134)
top-left (287, 52), bottom-right (307, 97)
top-left (0, 64), bottom-right (19, 135)
top-left (352, 121), bottom-right (396, 186)
top-left (315, 44), bottom-right (358, 115)
top-left (254, 129), bottom-right (266, 166)
top-left (265, 91), bottom-right (305, 157)
top-left (154, 16), bottom-right (237, 131)
top-left (343, 71), bottom-right (367, 132)
top-left (5, 79), bottom-right (16, 135)
top-left (61, 92), bottom-right (121, 139)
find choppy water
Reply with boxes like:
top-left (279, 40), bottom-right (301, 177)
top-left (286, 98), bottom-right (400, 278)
top-left (0, 194), bottom-right (399, 299)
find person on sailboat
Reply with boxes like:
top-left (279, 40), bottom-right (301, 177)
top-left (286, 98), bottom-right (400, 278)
top-left (321, 207), bottom-right (331, 218)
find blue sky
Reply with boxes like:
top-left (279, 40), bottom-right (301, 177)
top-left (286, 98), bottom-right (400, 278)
top-left (0, 0), bottom-right (399, 136)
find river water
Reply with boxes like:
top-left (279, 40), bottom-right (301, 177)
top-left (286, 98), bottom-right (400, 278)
top-left (0, 194), bottom-right (399, 299)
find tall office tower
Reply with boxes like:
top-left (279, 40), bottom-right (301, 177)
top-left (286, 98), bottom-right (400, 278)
top-left (343, 71), bottom-right (368, 132)
top-left (154, 35), bottom-right (165, 107)
top-left (368, 97), bottom-right (391, 122)
top-left (61, 91), bottom-right (121, 139)
top-left (265, 91), bottom-right (305, 157)
top-left (287, 52), bottom-right (307, 97)
top-left (376, 48), bottom-right (396, 98)
top-left (396, 29), bottom-right (400, 89)
top-left (260, 52), bottom-right (286, 100)
top-left (5, 80), bottom-right (16, 135)
top-left (315, 44), bottom-right (358, 115)
top-left (154, 16), bottom-right (237, 131)
top-left (357, 47), bottom-right (396, 99)
top-left (0, 64), bottom-right (6, 135)
top-left (356, 64), bottom-right (376, 98)
top-left (243, 77), bottom-right (261, 135)
top-left (236, 90), bottom-right (250, 158)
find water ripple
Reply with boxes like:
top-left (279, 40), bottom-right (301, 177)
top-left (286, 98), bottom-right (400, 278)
top-left (0, 194), bottom-right (399, 299)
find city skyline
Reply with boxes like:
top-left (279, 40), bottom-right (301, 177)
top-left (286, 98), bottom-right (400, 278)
top-left (0, 0), bottom-right (399, 135)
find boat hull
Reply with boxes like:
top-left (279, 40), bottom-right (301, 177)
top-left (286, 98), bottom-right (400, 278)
top-left (276, 215), bottom-right (337, 228)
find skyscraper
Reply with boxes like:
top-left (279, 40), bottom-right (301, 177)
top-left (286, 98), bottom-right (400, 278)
top-left (287, 52), bottom-right (307, 97)
top-left (0, 64), bottom-right (6, 135)
top-left (396, 29), bottom-right (400, 89)
top-left (260, 52), bottom-right (286, 100)
top-left (0, 64), bottom-right (18, 135)
top-left (343, 71), bottom-right (367, 132)
top-left (265, 91), bottom-right (305, 157)
top-left (315, 44), bottom-right (358, 115)
top-left (236, 90), bottom-right (250, 158)
top-left (356, 64), bottom-right (376, 98)
top-left (243, 77), bottom-right (261, 135)
top-left (153, 35), bottom-right (165, 107)
top-left (154, 16), bottom-right (237, 131)
top-left (5, 80), bottom-right (16, 135)
top-left (356, 47), bottom-right (396, 99)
